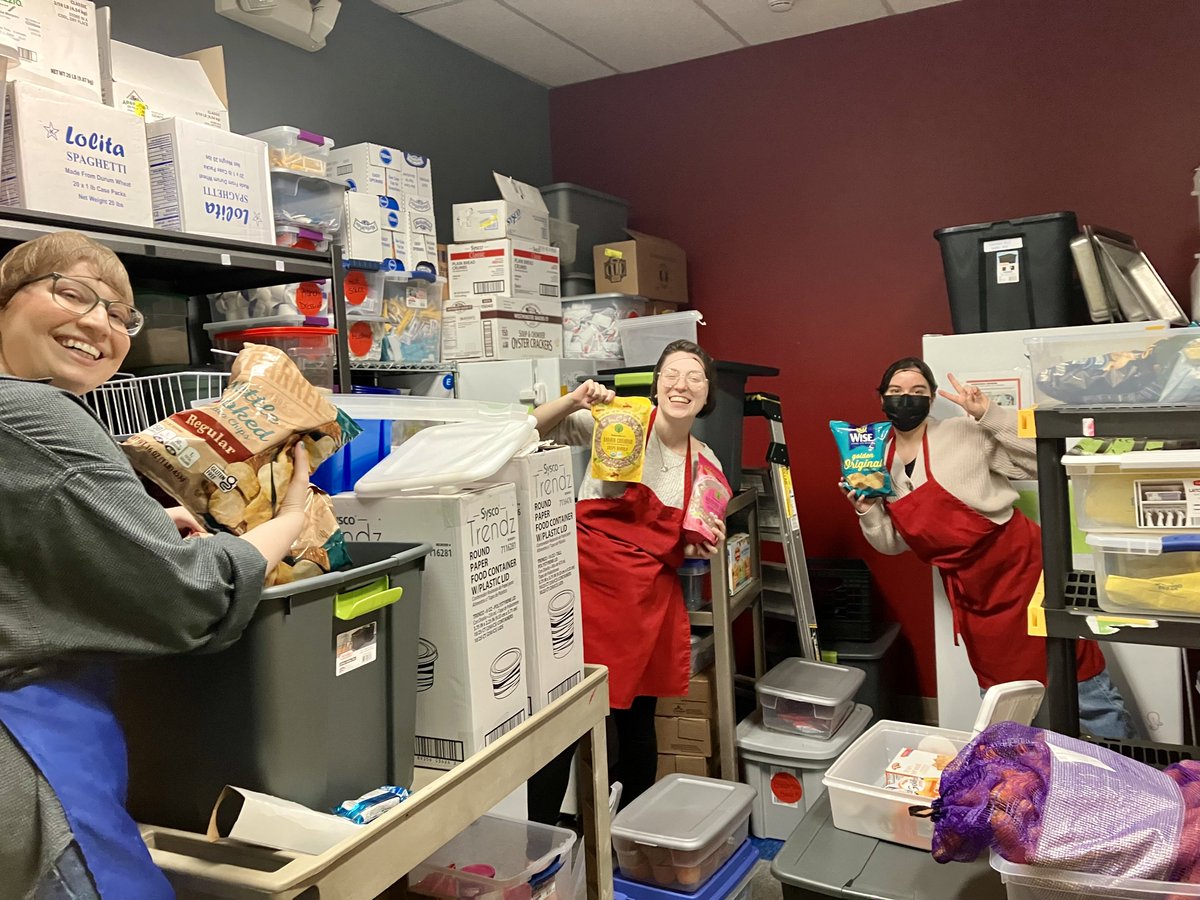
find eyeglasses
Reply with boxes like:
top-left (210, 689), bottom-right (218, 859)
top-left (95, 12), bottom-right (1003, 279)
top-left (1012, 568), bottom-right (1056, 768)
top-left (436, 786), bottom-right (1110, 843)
top-left (659, 367), bottom-right (707, 388)
top-left (24, 272), bottom-right (143, 336)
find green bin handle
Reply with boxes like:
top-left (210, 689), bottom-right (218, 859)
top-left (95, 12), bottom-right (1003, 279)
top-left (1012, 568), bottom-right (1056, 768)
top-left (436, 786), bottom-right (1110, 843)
top-left (335, 576), bottom-right (402, 621)
top-left (615, 372), bottom-right (654, 388)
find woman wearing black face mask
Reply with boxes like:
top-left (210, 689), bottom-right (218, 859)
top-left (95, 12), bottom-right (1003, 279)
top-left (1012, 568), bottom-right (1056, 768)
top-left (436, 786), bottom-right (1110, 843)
top-left (840, 357), bottom-right (1134, 740)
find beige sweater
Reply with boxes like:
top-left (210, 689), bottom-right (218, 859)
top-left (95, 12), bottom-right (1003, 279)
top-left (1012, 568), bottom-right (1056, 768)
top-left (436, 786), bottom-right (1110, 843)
top-left (858, 404), bottom-right (1036, 555)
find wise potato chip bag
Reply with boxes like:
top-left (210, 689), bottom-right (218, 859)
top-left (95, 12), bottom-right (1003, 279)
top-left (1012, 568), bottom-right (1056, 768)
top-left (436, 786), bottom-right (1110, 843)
top-left (591, 396), bottom-right (653, 482)
top-left (830, 420), bottom-right (893, 498)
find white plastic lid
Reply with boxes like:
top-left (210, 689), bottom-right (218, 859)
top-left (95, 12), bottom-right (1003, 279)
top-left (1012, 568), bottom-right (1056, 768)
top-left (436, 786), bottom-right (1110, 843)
top-left (610, 774), bottom-right (755, 851)
top-left (617, 309), bottom-right (704, 332)
top-left (247, 125), bottom-right (335, 150)
top-left (1061, 450), bottom-right (1200, 471)
top-left (972, 680), bottom-right (1044, 734)
top-left (1086, 533), bottom-right (1166, 555)
top-left (736, 703), bottom-right (872, 761)
top-left (202, 315), bottom-right (309, 333)
top-left (755, 658), bottom-right (865, 706)
top-left (332, 395), bottom-right (528, 424)
top-left (563, 293), bottom-right (649, 304)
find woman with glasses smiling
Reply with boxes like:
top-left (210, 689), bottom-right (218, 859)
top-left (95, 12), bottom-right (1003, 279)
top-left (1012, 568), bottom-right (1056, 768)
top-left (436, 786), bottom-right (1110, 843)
top-left (530, 339), bottom-right (725, 816)
top-left (0, 232), bottom-right (309, 899)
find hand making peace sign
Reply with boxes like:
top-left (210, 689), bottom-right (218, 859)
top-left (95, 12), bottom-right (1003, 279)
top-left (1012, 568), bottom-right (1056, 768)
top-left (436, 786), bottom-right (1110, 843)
top-left (938, 372), bottom-right (990, 421)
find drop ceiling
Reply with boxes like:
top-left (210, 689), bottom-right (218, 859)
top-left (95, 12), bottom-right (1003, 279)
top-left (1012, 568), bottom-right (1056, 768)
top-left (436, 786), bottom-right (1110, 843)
top-left (381, 0), bottom-right (961, 87)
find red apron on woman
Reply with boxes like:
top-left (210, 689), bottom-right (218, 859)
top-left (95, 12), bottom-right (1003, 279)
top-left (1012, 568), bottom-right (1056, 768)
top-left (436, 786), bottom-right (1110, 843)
top-left (885, 431), bottom-right (1104, 689)
top-left (576, 413), bottom-right (693, 709)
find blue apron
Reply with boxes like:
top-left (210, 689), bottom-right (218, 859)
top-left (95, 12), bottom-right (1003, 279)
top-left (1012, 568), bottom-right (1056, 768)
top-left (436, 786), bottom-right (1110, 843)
top-left (0, 665), bottom-right (173, 898)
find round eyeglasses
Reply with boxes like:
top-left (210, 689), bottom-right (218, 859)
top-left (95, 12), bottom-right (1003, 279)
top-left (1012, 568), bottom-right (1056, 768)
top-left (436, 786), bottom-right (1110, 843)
top-left (659, 367), bottom-right (707, 388)
top-left (24, 272), bottom-right (144, 336)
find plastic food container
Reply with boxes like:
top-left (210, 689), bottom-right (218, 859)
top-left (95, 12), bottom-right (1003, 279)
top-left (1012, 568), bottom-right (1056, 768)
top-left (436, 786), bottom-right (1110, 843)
top-left (611, 774), bottom-right (754, 892)
top-left (347, 317), bottom-right (386, 362)
top-left (343, 267), bottom-right (386, 315)
top-left (756, 657), bottom-right (864, 740)
top-left (210, 325), bottom-right (337, 390)
top-left (208, 281), bottom-right (330, 320)
top-left (381, 272), bottom-right (442, 364)
top-left (618, 310), bottom-right (704, 367)
top-left (269, 169), bottom-right (348, 232)
top-left (678, 559), bottom-right (712, 611)
top-left (408, 813), bottom-right (576, 899)
top-left (1062, 451), bottom-right (1200, 532)
top-left (247, 126), bottom-right (335, 176)
top-left (689, 630), bottom-right (714, 676)
top-left (991, 852), bottom-right (1200, 900)
top-left (1023, 323), bottom-right (1179, 408)
top-left (275, 224), bottom-right (332, 252)
top-left (564, 293), bottom-right (647, 359)
top-left (613, 839), bottom-right (758, 900)
top-left (1088, 533), bottom-right (1200, 617)
top-left (737, 704), bottom-right (872, 840)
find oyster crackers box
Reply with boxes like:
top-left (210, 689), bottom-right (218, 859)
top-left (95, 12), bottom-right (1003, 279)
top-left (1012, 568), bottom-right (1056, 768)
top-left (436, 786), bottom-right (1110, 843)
top-left (1, 80), bottom-right (152, 226)
top-left (476, 446), bottom-right (584, 715)
top-left (334, 484), bottom-right (528, 770)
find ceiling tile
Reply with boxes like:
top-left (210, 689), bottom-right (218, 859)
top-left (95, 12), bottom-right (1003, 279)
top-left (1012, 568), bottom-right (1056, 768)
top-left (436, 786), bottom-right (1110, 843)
top-left (886, 0), bottom-right (960, 12)
top-left (703, 0), bottom-right (889, 45)
top-left (505, 0), bottom-right (743, 72)
top-left (408, 0), bottom-right (615, 86)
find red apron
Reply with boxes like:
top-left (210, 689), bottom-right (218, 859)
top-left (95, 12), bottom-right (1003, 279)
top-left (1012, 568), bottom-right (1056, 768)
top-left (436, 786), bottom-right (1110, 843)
top-left (885, 431), bottom-right (1104, 689)
top-left (577, 411), bottom-right (692, 709)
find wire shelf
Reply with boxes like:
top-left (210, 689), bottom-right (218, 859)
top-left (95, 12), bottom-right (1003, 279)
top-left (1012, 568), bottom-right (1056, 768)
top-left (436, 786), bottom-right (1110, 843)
top-left (349, 360), bottom-right (457, 373)
top-left (83, 371), bottom-right (229, 438)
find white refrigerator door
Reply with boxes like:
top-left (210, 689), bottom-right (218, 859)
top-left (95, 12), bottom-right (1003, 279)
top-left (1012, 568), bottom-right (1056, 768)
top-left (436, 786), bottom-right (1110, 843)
top-left (455, 359), bottom-right (539, 405)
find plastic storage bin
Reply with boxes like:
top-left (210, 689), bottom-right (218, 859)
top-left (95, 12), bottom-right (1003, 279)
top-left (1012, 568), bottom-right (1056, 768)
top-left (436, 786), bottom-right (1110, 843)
top-left (808, 558), bottom-right (876, 642)
top-left (550, 216), bottom-right (579, 268)
top-left (690, 629), bottom-right (714, 675)
top-left (210, 325), bottom-right (337, 390)
top-left (738, 704), bottom-right (872, 839)
top-left (822, 719), bottom-right (974, 850)
top-left (564, 293), bottom-right (647, 359)
top-left (381, 272), bottom-right (442, 364)
top-left (933, 212), bottom-right (1085, 333)
top-left (824, 622), bottom-right (901, 725)
top-left (208, 281), bottom-right (331, 320)
top-left (1062, 451), bottom-right (1200, 532)
top-left (618, 310), bottom-right (704, 367)
top-left (539, 182), bottom-right (630, 274)
top-left (614, 839), bottom-right (758, 900)
top-left (756, 657), bottom-right (864, 740)
top-left (1088, 533), bottom-right (1200, 617)
top-left (248, 126), bottom-right (335, 176)
top-left (276, 224), bottom-right (332, 252)
top-left (407, 813), bottom-right (576, 899)
top-left (991, 853), bottom-right (1200, 900)
top-left (611, 774), bottom-right (755, 892)
top-left (269, 169), bottom-right (348, 232)
top-left (1024, 325), bottom-right (1182, 408)
top-left (347, 317), bottom-right (386, 362)
top-left (120, 542), bottom-right (431, 832)
top-left (563, 273), bottom-right (597, 296)
top-left (678, 559), bottom-right (712, 611)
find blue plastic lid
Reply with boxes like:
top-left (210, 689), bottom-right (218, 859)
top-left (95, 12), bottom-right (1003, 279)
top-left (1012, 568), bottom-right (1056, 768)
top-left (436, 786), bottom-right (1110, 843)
top-left (679, 559), bottom-right (711, 573)
top-left (615, 839), bottom-right (757, 899)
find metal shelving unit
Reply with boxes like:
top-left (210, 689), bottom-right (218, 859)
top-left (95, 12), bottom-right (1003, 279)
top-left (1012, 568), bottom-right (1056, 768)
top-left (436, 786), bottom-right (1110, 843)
top-left (349, 360), bottom-right (458, 373)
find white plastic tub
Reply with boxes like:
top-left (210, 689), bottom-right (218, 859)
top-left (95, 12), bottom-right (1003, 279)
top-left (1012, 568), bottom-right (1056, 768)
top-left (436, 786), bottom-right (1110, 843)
top-left (992, 853), bottom-right (1200, 900)
top-left (1024, 323), bottom-right (1174, 408)
top-left (617, 310), bottom-right (704, 366)
top-left (276, 224), bottom-right (332, 252)
top-left (269, 169), bottom-right (348, 232)
top-left (248, 126), bottom-right (335, 176)
top-left (1062, 450), bottom-right (1200, 532)
top-left (564, 293), bottom-right (647, 360)
top-left (756, 658), bottom-right (864, 740)
top-left (1088, 532), bottom-right (1200, 617)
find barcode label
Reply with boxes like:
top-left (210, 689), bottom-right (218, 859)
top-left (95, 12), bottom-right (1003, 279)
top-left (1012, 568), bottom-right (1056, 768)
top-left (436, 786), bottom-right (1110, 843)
top-left (547, 671), bottom-right (582, 704)
top-left (484, 709), bottom-right (526, 746)
top-left (473, 280), bottom-right (505, 294)
top-left (17, 47), bottom-right (36, 63)
top-left (538, 283), bottom-right (560, 298)
top-left (415, 735), bottom-right (464, 764)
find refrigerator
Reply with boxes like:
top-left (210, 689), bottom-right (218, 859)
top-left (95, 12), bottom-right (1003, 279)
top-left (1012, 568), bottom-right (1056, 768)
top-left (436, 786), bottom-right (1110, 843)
top-left (922, 323), bottom-right (1187, 739)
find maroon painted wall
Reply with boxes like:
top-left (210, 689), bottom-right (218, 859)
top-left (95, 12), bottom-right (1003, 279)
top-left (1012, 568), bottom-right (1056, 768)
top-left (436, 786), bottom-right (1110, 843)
top-left (549, 0), bottom-right (1200, 697)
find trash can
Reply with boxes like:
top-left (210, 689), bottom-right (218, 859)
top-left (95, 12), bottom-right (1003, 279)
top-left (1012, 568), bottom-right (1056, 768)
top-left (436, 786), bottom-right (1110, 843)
top-left (823, 622), bottom-right (902, 726)
top-left (933, 212), bottom-right (1086, 333)
top-left (119, 541), bottom-right (431, 831)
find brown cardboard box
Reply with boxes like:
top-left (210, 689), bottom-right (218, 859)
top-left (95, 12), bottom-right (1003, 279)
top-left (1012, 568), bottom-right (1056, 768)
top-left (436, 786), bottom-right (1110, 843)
top-left (656, 753), bottom-right (719, 781)
top-left (593, 230), bottom-right (688, 304)
top-left (655, 714), bottom-right (716, 757)
top-left (655, 668), bottom-right (714, 719)
top-left (646, 300), bottom-right (684, 315)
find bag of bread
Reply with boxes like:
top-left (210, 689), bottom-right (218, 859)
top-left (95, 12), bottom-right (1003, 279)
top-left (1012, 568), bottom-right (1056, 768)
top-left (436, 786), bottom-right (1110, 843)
top-left (591, 396), bottom-right (653, 482)
top-left (830, 420), bottom-right (893, 498)
top-left (683, 455), bottom-right (732, 545)
top-left (123, 343), bottom-right (360, 535)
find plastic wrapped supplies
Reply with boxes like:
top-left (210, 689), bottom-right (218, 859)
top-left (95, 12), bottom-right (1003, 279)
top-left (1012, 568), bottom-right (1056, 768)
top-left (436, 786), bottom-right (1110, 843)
top-left (209, 281), bottom-right (330, 321)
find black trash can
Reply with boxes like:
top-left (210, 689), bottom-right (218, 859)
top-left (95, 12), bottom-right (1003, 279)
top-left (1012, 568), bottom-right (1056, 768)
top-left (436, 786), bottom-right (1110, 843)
top-left (934, 212), bottom-right (1087, 333)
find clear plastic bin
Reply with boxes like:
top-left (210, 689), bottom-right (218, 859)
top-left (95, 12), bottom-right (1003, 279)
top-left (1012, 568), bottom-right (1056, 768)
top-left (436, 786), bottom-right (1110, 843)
top-left (613, 839), bottom-right (758, 900)
top-left (991, 853), bottom-right (1200, 900)
top-left (347, 316), bottom-right (386, 362)
top-left (678, 559), bottom-right (712, 611)
top-left (822, 719), bottom-right (973, 850)
top-left (756, 657), bottom-right (864, 740)
top-left (618, 310), bottom-right (703, 367)
top-left (343, 267), bottom-right (386, 315)
top-left (269, 169), bottom-right (348, 232)
top-left (210, 325), bottom-right (337, 390)
top-left (208, 281), bottom-right (330, 320)
top-left (381, 273), bottom-right (442, 364)
top-left (1088, 533), bottom-right (1200, 617)
top-left (1062, 451), bottom-right (1200, 532)
top-left (611, 774), bottom-right (754, 892)
top-left (408, 813), bottom-right (576, 899)
top-left (564, 293), bottom-right (648, 359)
top-left (276, 224), bottom-right (332, 252)
top-left (248, 126), bottom-right (335, 176)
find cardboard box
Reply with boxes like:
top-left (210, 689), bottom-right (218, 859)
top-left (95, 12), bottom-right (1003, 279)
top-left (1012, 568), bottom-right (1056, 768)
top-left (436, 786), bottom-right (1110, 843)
top-left (333, 486), bottom-right (528, 771)
top-left (449, 239), bottom-right (560, 301)
top-left (441, 295), bottom-right (562, 361)
top-left (341, 191), bottom-right (385, 265)
top-left (453, 172), bottom-right (550, 244)
top-left (101, 40), bottom-right (228, 129)
top-left (656, 753), bottom-right (719, 782)
top-left (727, 532), bottom-right (753, 594)
top-left (146, 118), bottom-right (273, 243)
top-left (1, 80), bottom-right (152, 226)
top-left (327, 141), bottom-right (399, 193)
top-left (655, 668), bottom-right (714, 719)
top-left (593, 230), bottom-right (688, 304)
top-left (476, 446), bottom-right (583, 715)
top-left (654, 715), bottom-right (716, 757)
top-left (0, 0), bottom-right (102, 100)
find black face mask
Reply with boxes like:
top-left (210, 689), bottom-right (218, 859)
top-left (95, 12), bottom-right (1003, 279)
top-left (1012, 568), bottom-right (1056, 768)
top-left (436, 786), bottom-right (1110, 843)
top-left (882, 394), bottom-right (931, 432)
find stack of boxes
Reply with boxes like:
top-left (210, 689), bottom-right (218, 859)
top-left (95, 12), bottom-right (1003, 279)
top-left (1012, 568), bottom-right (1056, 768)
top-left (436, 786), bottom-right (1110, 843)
top-left (654, 668), bottom-right (719, 779)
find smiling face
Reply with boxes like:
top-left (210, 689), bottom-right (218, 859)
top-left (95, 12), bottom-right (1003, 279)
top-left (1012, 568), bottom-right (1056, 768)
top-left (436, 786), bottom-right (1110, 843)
top-left (655, 350), bottom-right (710, 423)
top-left (0, 262), bottom-right (130, 394)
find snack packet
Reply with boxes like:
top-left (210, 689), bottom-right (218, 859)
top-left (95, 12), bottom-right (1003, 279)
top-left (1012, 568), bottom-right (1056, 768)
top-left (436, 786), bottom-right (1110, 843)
top-left (266, 487), bottom-right (352, 587)
top-left (683, 455), bottom-right (732, 545)
top-left (591, 396), bottom-right (653, 482)
top-left (830, 420), bottom-right (893, 498)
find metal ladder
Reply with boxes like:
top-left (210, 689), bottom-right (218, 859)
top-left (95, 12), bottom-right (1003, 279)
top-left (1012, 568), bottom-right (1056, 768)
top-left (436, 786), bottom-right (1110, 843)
top-left (743, 392), bottom-right (821, 660)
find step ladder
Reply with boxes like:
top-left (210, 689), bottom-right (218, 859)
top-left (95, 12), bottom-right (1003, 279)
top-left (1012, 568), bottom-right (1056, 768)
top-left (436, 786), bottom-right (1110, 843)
top-left (743, 392), bottom-right (821, 661)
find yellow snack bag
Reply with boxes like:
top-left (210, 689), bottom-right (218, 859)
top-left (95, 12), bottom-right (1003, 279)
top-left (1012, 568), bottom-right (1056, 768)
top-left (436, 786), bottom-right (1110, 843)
top-left (591, 396), bottom-right (653, 482)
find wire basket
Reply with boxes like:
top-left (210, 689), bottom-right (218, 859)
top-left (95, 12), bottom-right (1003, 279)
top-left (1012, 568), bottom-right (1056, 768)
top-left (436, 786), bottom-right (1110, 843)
top-left (83, 372), bottom-right (229, 438)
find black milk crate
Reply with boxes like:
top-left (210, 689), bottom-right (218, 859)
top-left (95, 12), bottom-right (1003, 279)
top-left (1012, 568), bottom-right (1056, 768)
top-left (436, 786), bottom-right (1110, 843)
top-left (808, 558), bottom-right (876, 643)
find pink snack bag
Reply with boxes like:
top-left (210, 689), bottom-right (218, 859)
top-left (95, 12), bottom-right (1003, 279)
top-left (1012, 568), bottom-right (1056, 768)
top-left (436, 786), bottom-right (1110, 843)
top-left (683, 455), bottom-right (733, 545)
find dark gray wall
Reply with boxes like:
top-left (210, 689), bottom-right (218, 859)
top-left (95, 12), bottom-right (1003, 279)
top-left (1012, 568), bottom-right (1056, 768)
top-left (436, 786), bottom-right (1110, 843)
top-left (103, 1), bottom-right (552, 242)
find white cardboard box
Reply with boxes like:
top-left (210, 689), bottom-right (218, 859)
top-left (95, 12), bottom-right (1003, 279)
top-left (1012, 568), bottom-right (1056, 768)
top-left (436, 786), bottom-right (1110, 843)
top-left (102, 40), bottom-right (228, 130)
top-left (341, 190), bottom-right (385, 265)
top-left (441, 295), bottom-right (563, 361)
top-left (449, 239), bottom-right (560, 301)
top-left (1, 80), bottom-right (152, 226)
top-left (476, 446), bottom-right (584, 715)
top-left (0, 0), bottom-right (102, 100)
top-left (146, 118), bottom-right (273, 243)
top-left (333, 486), bottom-right (528, 770)
top-left (453, 172), bottom-right (550, 244)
